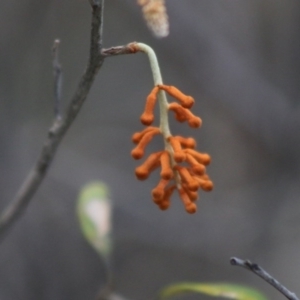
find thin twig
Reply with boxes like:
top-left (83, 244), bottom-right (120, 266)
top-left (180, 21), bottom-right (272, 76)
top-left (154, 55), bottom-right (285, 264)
top-left (52, 39), bottom-right (63, 119)
top-left (101, 43), bottom-right (139, 57)
top-left (0, 2), bottom-right (106, 239)
top-left (230, 257), bottom-right (299, 300)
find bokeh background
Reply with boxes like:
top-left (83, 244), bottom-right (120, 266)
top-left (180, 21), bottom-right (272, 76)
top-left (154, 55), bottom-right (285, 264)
top-left (0, 0), bottom-right (300, 299)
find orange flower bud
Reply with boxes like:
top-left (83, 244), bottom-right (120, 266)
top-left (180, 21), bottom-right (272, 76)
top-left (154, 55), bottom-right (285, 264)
top-left (157, 185), bottom-right (176, 210)
top-left (173, 136), bottom-right (196, 148)
top-left (140, 86), bottom-right (159, 125)
top-left (194, 176), bottom-right (214, 191)
top-left (158, 85), bottom-right (195, 108)
top-left (132, 126), bottom-right (160, 144)
top-left (158, 200), bottom-right (170, 210)
top-left (178, 189), bottom-right (197, 214)
top-left (186, 154), bottom-right (206, 175)
top-left (184, 149), bottom-right (211, 165)
top-left (152, 178), bottom-right (170, 202)
top-left (182, 184), bottom-right (198, 201)
top-left (131, 128), bottom-right (160, 159)
top-left (201, 180), bottom-right (214, 191)
top-left (168, 136), bottom-right (186, 163)
top-left (168, 102), bottom-right (202, 128)
top-left (160, 151), bottom-right (173, 180)
top-left (175, 166), bottom-right (199, 191)
top-left (135, 151), bottom-right (163, 180)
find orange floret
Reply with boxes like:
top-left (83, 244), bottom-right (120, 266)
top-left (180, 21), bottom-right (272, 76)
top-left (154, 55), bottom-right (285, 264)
top-left (175, 166), bottom-right (199, 191)
top-left (158, 84), bottom-right (195, 109)
top-left (186, 153), bottom-right (206, 175)
top-left (157, 185), bottom-right (176, 210)
top-left (160, 151), bottom-right (173, 180)
top-left (194, 176), bottom-right (214, 191)
top-left (140, 86), bottom-right (159, 125)
top-left (152, 178), bottom-right (170, 202)
top-left (168, 136), bottom-right (186, 163)
top-left (132, 126), bottom-right (160, 144)
top-left (131, 128), bottom-right (160, 159)
top-left (135, 151), bottom-right (163, 180)
top-left (178, 189), bottom-right (197, 214)
top-left (182, 184), bottom-right (198, 201)
top-left (168, 102), bottom-right (202, 128)
top-left (174, 136), bottom-right (196, 148)
top-left (184, 148), bottom-right (211, 165)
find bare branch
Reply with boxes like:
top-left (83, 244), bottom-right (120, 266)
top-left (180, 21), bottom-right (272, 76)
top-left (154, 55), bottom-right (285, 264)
top-left (0, 1), bottom-right (106, 239)
top-left (230, 257), bottom-right (299, 300)
top-left (52, 39), bottom-right (63, 119)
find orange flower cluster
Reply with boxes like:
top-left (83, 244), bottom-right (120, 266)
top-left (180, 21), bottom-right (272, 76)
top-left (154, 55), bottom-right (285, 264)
top-left (131, 84), bottom-right (213, 213)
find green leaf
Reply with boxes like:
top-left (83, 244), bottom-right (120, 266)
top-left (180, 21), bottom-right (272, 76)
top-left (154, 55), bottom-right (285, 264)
top-left (159, 282), bottom-right (268, 300)
top-left (77, 181), bottom-right (112, 260)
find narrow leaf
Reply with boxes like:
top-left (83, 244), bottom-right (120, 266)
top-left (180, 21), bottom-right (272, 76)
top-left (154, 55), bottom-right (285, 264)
top-left (77, 181), bottom-right (112, 260)
top-left (160, 282), bottom-right (268, 300)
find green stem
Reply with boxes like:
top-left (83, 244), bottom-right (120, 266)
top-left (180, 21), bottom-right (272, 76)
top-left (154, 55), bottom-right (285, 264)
top-left (135, 43), bottom-right (171, 139)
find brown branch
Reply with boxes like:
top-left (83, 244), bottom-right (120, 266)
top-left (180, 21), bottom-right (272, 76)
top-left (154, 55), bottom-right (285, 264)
top-left (0, 2), bottom-right (107, 239)
top-left (230, 257), bottom-right (299, 300)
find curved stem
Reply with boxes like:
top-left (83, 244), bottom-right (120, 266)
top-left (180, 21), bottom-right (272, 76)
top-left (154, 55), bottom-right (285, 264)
top-left (135, 43), bottom-right (171, 139)
top-left (135, 43), bottom-right (182, 188)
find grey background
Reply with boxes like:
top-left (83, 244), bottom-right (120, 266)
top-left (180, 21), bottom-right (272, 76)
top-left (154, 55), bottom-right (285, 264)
top-left (0, 0), bottom-right (300, 299)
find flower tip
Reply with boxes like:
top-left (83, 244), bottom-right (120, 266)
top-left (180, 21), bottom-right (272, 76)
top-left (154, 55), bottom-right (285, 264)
top-left (152, 188), bottom-right (164, 202)
top-left (135, 167), bottom-right (150, 180)
top-left (181, 96), bottom-right (195, 109)
top-left (159, 201), bottom-right (170, 210)
top-left (140, 113), bottom-right (154, 126)
top-left (201, 180), bottom-right (214, 191)
top-left (188, 117), bottom-right (202, 128)
top-left (131, 148), bottom-right (144, 160)
top-left (132, 133), bottom-right (141, 144)
top-left (187, 180), bottom-right (200, 192)
top-left (186, 137), bottom-right (196, 148)
top-left (202, 154), bottom-right (211, 165)
top-left (186, 203), bottom-right (197, 214)
top-left (192, 164), bottom-right (206, 175)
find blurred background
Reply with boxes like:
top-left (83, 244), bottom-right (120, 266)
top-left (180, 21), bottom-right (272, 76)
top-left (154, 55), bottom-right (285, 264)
top-left (0, 0), bottom-right (300, 299)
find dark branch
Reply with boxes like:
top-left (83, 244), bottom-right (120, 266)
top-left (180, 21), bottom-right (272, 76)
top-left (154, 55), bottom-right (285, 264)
top-left (230, 257), bottom-right (299, 300)
top-left (52, 39), bottom-right (63, 119)
top-left (0, 1), bottom-right (106, 239)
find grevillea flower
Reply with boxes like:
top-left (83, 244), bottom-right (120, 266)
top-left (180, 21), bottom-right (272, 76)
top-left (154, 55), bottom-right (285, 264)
top-left (131, 84), bottom-right (213, 214)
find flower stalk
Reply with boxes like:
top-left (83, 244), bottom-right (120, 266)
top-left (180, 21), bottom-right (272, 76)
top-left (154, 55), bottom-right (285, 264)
top-left (131, 42), bottom-right (213, 213)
